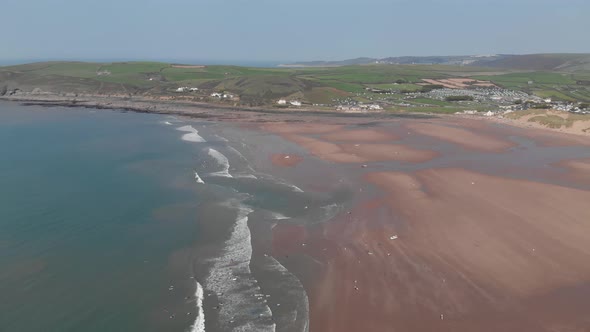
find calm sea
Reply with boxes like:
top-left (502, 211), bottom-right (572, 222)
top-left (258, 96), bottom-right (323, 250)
top-left (0, 102), bottom-right (320, 332)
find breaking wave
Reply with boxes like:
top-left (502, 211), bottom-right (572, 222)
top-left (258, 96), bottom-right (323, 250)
top-left (177, 125), bottom-right (206, 143)
top-left (207, 148), bottom-right (233, 178)
top-left (189, 281), bottom-right (206, 332)
top-left (214, 134), bottom-right (229, 142)
top-left (235, 174), bottom-right (258, 180)
top-left (269, 212), bottom-right (290, 220)
top-left (194, 172), bottom-right (205, 184)
top-left (204, 202), bottom-right (276, 331)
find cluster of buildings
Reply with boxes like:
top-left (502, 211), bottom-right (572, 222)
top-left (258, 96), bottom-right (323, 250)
top-left (558, 104), bottom-right (590, 114)
top-left (418, 88), bottom-right (534, 103)
top-left (175, 87), bottom-right (199, 93)
top-left (531, 100), bottom-right (589, 114)
top-left (336, 104), bottom-right (383, 112)
top-left (277, 99), bottom-right (302, 106)
top-left (211, 92), bottom-right (236, 99)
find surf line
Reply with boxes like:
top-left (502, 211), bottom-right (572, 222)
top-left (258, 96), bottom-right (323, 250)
top-left (189, 281), bottom-right (206, 332)
top-left (204, 202), bottom-right (276, 331)
top-left (177, 125), bottom-right (206, 143)
top-left (194, 171), bottom-right (205, 184)
top-left (207, 148), bottom-right (233, 178)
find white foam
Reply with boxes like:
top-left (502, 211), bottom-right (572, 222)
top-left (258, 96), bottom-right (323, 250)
top-left (207, 148), bottom-right (233, 178)
top-left (263, 256), bottom-right (309, 332)
top-left (286, 183), bottom-right (304, 193)
top-left (226, 146), bottom-right (261, 178)
top-left (276, 179), bottom-right (304, 193)
top-left (177, 125), bottom-right (206, 143)
top-left (189, 281), bottom-right (206, 332)
top-left (204, 202), bottom-right (276, 331)
top-left (227, 146), bottom-right (246, 160)
top-left (214, 134), bottom-right (229, 142)
top-left (163, 121), bottom-right (173, 125)
top-left (194, 172), bottom-right (205, 184)
top-left (235, 174), bottom-right (258, 180)
top-left (176, 125), bottom-right (195, 132)
top-left (269, 212), bottom-right (290, 220)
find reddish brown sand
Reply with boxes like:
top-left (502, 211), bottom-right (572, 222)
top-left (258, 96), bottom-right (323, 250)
top-left (264, 123), bottom-right (438, 163)
top-left (406, 122), bottom-right (514, 152)
top-left (299, 169), bottom-right (590, 332)
top-left (272, 224), bottom-right (308, 257)
top-left (563, 158), bottom-right (590, 173)
top-left (262, 122), bottom-right (343, 135)
top-left (515, 127), bottom-right (590, 147)
top-left (457, 116), bottom-right (590, 147)
top-left (340, 143), bottom-right (439, 163)
top-left (558, 159), bottom-right (590, 185)
top-left (284, 134), bottom-right (438, 163)
top-left (270, 153), bottom-right (304, 167)
top-left (260, 117), bottom-right (590, 332)
top-left (321, 129), bottom-right (399, 142)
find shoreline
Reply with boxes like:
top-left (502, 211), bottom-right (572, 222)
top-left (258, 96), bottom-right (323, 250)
top-left (3, 93), bottom-right (589, 141)
top-left (251, 116), bottom-right (590, 332)
top-left (0, 94), bottom-right (433, 122)
top-left (3, 95), bottom-right (590, 332)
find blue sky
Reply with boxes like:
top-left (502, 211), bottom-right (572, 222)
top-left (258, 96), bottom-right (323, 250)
top-left (1, 0), bottom-right (588, 63)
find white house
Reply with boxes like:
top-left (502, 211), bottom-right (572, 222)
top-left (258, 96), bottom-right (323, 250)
top-left (211, 92), bottom-right (222, 98)
top-left (176, 87), bottom-right (198, 93)
top-left (277, 99), bottom-right (287, 105)
top-left (290, 100), bottom-right (302, 107)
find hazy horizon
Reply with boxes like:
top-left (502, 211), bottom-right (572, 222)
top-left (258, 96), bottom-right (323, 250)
top-left (2, 0), bottom-right (589, 63)
top-left (2, 51), bottom-right (590, 68)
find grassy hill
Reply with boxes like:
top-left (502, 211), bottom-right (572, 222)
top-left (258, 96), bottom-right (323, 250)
top-left (473, 54), bottom-right (590, 72)
top-left (2, 59), bottom-right (590, 109)
top-left (285, 54), bottom-right (590, 72)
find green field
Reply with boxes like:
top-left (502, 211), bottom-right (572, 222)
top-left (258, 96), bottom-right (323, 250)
top-left (2, 60), bottom-right (590, 110)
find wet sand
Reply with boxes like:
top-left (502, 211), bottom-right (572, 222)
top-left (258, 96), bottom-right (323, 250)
top-left (405, 121), bottom-right (514, 152)
top-left (557, 158), bottom-right (590, 186)
top-left (256, 117), bottom-right (590, 332)
top-left (6, 98), bottom-right (589, 331)
top-left (271, 154), bottom-right (304, 167)
top-left (264, 123), bottom-right (438, 164)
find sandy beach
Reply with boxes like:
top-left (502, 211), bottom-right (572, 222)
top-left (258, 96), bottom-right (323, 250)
top-left (256, 116), bottom-right (590, 332)
top-left (3, 98), bottom-right (590, 331)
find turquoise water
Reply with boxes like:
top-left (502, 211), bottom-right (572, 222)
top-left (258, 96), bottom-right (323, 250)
top-left (0, 104), bottom-right (202, 332)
